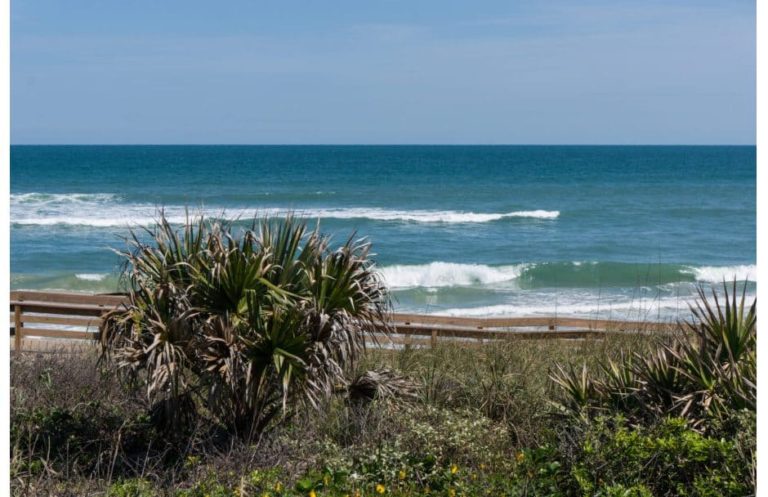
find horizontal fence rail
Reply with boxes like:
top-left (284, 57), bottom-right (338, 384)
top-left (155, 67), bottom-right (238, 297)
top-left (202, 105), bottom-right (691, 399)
top-left (10, 291), bottom-right (675, 352)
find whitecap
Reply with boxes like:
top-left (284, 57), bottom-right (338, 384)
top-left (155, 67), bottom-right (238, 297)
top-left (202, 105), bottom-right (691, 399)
top-left (378, 262), bottom-right (528, 289)
top-left (75, 273), bottom-right (109, 281)
top-left (11, 196), bottom-right (560, 227)
top-left (683, 264), bottom-right (756, 283)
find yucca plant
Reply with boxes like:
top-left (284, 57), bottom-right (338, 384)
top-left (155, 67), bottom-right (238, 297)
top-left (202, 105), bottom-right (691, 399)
top-left (549, 362), bottom-right (597, 415)
top-left (100, 213), bottom-right (391, 439)
top-left (684, 280), bottom-right (756, 365)
top-left (671, 279), bottom-right (757, 422)
top-left (550, 280), bottom-right (755, 428)
top-left (633, 347), bottom-right (685, 414)
top-left (595, 353), bottom-right (642, 413)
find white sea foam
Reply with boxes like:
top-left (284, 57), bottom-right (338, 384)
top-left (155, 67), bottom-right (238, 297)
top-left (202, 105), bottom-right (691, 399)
top-left (75, 273), bottom-right (109, 281)
top-left (379, 262), bottom-right (527, 289)
top-left (431, 295), bottom-right (706, 321)
top-left (11, 193), bottom-right (119, 204)
top-left (10, 193), bottom-right (560, 226)
top-left (299, 208), bottom-right (559, 223)
top-left (684, 264), bottom-right (757, 283)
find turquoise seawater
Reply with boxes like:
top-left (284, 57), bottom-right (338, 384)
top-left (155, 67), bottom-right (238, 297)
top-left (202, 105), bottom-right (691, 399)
top-left (10, 145), bottom-right (756, 321)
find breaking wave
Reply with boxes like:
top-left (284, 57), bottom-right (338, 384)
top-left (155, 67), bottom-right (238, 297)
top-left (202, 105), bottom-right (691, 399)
top-left (10, 193), bottom-right (559, 226)
top-left (378, 261), bottom-right (757, 290)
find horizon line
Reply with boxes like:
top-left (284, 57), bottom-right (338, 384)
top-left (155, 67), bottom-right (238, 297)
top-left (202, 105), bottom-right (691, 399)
top-left (9, 143), bottom-right (757, 147)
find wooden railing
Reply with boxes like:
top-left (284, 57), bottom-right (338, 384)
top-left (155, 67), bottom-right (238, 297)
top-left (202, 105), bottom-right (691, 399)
top-left (10, 291), bottom-right (126, 351)
top-left (379, 312), bottom-right (672, 347)
top-left (9, 291), bottom-right (673, 351)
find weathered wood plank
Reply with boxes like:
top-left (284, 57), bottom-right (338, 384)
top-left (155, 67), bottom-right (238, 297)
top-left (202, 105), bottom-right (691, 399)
top-left (10, 301), bottom-right (115, 316)
top-left (20, 314), bottom-right (102, 327)
top-left (14, 305), bottom-right (22, 352)
top-left (392, 313), bottom-right (555, 328)
top-left (17, 328), bottom-right (100, 340)
top-left (392, 313), bottom-right (671, 332)
top-left (10, 291), bottom-right (128, 307)
top-left (390, 323), bottom-right (605, 340)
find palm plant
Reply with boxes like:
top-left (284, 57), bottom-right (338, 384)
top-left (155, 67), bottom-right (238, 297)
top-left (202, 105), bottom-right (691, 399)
top-left (671, 280), bottom-right (757, 421)
top-left (595, 353), bottom-right (642, 413)
top-left (683, 280), bottom-right (756, 365)
top-left (100, 213), bottom-right (391, 439)
top-left (549, 363), bottom-right (597, 415)
top-left (550, 280), bottom-right (755, 428)
top-left (632, 347), bottom-right (684, 415)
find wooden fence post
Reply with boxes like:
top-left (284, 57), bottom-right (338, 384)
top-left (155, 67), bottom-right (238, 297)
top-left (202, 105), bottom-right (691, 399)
top-left (431, 329), bottom-right (438, 348)
top-left (14, 304), bottom-right (22, 353)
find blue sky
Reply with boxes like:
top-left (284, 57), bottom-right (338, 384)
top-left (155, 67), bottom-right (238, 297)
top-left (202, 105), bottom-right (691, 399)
top-left (11, 0), bottom-right (755, 144)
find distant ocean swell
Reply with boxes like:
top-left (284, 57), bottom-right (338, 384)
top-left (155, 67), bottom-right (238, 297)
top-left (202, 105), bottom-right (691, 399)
top-left (10, 193), bottom-right (559, 226)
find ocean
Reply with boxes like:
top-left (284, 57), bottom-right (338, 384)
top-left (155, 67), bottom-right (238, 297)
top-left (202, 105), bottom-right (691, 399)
top-left (10, 145), bottom-right (756, 322)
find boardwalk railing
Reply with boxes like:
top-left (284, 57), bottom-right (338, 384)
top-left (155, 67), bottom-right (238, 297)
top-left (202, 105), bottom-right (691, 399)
top-left (10, 291), bottom-right (126, 351)
top-left (9, 291), bottom-right (674, 351)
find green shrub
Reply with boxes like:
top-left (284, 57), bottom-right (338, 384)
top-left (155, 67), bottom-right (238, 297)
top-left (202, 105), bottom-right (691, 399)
top-left (594, 484), bottom-right (653, 497)
top-left (571, 416), bottom-right (751, 497)
top-left (107, 478), bottom-right (156, 497)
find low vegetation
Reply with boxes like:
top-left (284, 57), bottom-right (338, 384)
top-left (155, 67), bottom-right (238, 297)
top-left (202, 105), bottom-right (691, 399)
top-left (9, 216), bottom-right (756, 496)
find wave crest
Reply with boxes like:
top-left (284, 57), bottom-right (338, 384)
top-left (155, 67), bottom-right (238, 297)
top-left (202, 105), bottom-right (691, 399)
top-left (11, 192), bottom-right (119, 204)
top-left (11, 193), bottom-right (559, 226)
top-left (379, 262), bottom-right (526, 289)
top-left (75, 273), bottom-right (109, 281)
top-left (683, 264), bottom-right (757, 283)
top-left (378, 261), bottom-right (757, 290)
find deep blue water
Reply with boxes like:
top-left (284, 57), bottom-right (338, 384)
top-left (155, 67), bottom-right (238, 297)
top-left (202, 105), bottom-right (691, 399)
top-left (10, 145), bottom-right (756, 320)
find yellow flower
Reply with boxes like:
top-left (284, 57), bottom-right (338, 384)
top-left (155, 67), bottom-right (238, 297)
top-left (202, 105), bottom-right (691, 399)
top-left (515, 451), bottom-right (525, 463)
top-left (398, 469), bottom-right (407, 480)
top-left (323, 475), bottom-right (332, 486)
top-left (471, 473), bottom-right (477, 481)
top-left (309, 490), bottom-right (317, 497)
top-left (275, 482), bottom-right (283, 492)
top-left (376, 483), bottom-right (386, 494)
top-left (450, 464), bottom-right (458, 475)
top-left (479, 463), bottom-right (486, 471)
top-left (448, 489), bottom-right (456, 497)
